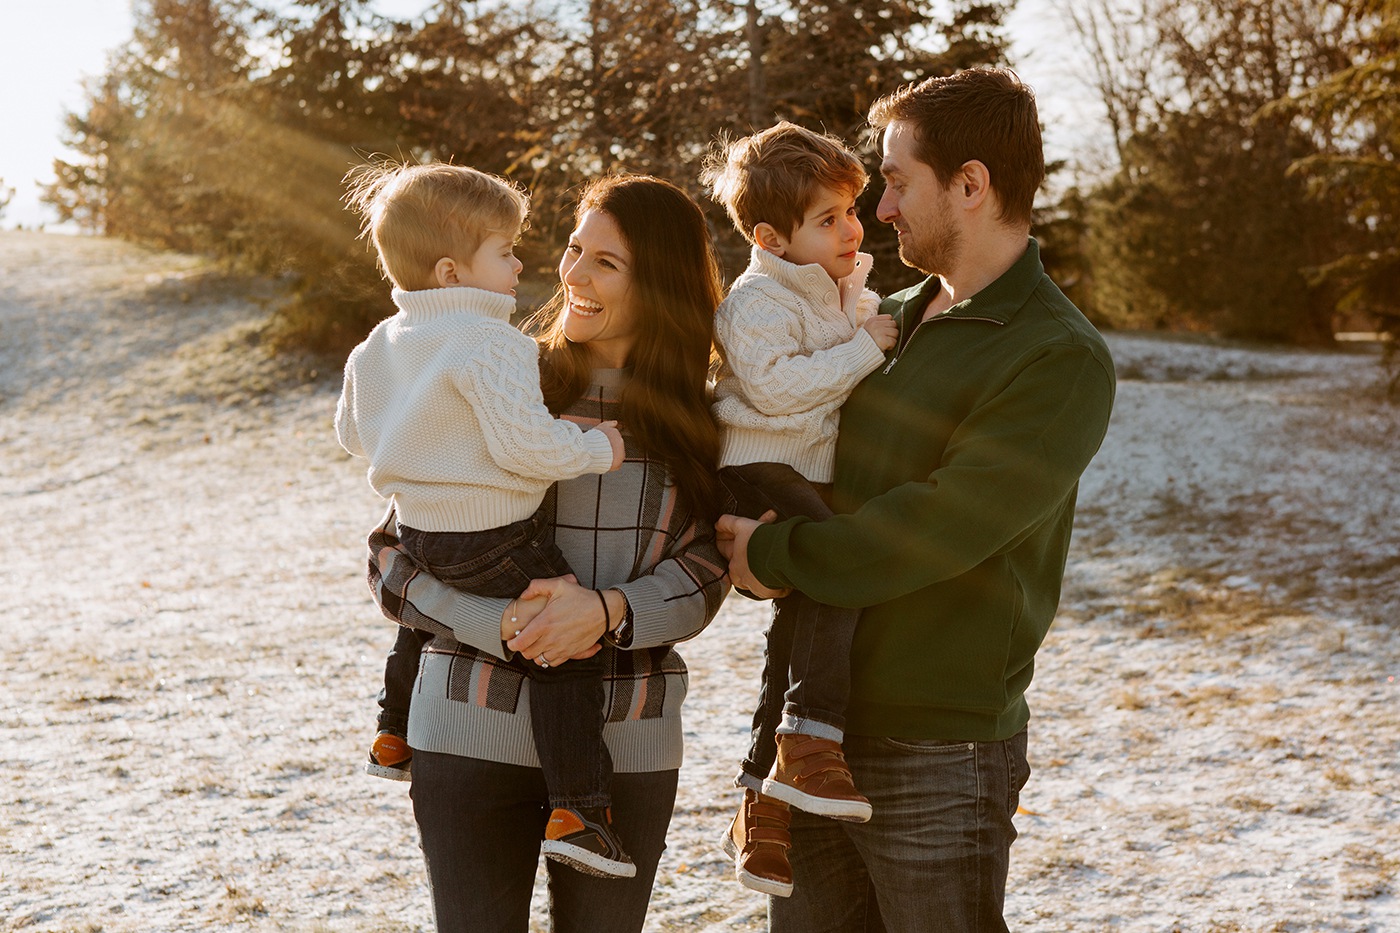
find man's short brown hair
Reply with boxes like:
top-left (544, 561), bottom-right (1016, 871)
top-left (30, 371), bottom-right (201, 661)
top-left (868, 69), bottom-right (1044, 227)
top-left (701, 121), bottom-right (868, 243)
top-left (343, 161), bottom-right (529, 291)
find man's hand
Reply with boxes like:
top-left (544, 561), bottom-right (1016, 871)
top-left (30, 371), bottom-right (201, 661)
top-left (716, 511), bottom-right (791, 599)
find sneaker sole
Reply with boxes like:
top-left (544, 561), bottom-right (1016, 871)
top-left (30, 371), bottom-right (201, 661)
top-left (364, 760), bottom-right (412, 782)
top-left (720, 832), bottom-right (793, 897)
top-left (541, 840), bottom-right (637, 879)
top-left (760, 779), bottom-right (872, 822)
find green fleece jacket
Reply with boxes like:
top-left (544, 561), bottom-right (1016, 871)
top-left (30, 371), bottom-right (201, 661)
top-left (747, 239), bottom-right (1115, 742)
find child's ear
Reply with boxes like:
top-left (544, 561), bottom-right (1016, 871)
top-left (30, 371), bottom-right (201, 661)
top-left (753, 222), bottom-right (786, 257)
top-left (433, 257), bottom-right (459, 287)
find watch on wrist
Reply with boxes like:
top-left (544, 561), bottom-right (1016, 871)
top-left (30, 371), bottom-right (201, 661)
top-left (608, 588), bottom-right (634, 645)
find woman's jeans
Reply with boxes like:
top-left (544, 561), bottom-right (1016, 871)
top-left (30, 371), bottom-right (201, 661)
top-left (410, 750), bottom-right (678, 933)
top-left (770, 730), bottom-right (1031, 933)
top-left (719, 461), bottom-right (860, 789)
top-left (384, 508), bottom-right (612, 808)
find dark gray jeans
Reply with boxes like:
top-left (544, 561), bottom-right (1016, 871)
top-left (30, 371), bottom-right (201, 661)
top-left (772, 729), bottom-right (1031, 932)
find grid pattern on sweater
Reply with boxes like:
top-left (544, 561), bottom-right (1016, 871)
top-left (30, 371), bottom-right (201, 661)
top-left (364, 369), bottom-right (728, 771)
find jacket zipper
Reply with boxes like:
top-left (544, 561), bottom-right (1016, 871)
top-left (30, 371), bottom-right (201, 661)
top-left (882, 314), bottom-right (1006, 375)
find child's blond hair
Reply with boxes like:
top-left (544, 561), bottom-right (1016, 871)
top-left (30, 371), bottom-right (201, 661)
top-left (344, 160), bottom-right (529, 291)
top-left (701, 122), bottom-right (868, 244)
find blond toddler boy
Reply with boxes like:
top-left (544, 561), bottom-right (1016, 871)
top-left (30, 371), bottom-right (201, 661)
top-left (336, 161), bottom-right (635, 878)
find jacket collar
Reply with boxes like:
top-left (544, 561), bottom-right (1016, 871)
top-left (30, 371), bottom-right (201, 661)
top-left (896, 237), bottom-right (1044, 325)
top-left (748, 245), bottom-right (874, 313)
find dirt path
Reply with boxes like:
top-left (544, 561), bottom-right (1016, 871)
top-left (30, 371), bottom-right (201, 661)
top-left (1, 231), bottom-right (1396, 931)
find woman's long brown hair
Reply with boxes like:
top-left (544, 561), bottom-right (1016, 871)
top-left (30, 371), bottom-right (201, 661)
top-left (529, 175), bottom-right (724, 522)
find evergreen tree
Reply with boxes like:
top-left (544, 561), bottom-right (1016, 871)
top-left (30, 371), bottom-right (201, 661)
top-left (1070, 0), bottom-right (1367, 345)
top-left (1278, 0), bottom-right (1400, 388)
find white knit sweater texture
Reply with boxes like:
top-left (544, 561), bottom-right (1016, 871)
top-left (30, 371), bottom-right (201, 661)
top-left (335, 286), bottom-right (614, 532)
top-left (712, 247), bottom-right (887, 483)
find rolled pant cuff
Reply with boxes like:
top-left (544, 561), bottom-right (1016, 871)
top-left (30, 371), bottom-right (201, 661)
top-left (550, 794), bottom-right (612, 810)
top-left (735, 771), bottom-right (765, 793)
top-left (777, 714), bottom-right (844, 744)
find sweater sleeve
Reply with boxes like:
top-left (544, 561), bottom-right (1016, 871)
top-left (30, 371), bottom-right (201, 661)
top-left (455, 329), bottom-right (615, 481)
top-left (334, 364), bottom-right (363, 458)
top-left (608, 513), bottom-right (729, 651)
top-left (852, 288), bottom-right (883, 326)
top-left (747, 344), bottom-right (1115, 607)
top-left (367, 503), bottom-right (729, 656)
top-left (717, 292), bottom-right (888, 416)
top-left (367, 505), bottom-right (514, 659)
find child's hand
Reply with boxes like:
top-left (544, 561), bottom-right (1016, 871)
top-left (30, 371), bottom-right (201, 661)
top-left (862, 314), bottom-right (898, 351)
top-left (594, 420), bottom-right (625, 471)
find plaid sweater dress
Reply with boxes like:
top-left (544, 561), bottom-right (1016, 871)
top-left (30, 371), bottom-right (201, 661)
top-left (366, 367), bottom-right (730, 772)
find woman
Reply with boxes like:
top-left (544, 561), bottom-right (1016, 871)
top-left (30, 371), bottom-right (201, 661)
top-left (365, 174), bottom-right (730, 933)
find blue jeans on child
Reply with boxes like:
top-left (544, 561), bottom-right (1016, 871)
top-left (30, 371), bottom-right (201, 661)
top-left (382, 505), bottom-right (612, 809)
top-left (771, 730), bottom-right (1031, 933)
top-left (718, 461), bottom-right (861, 791)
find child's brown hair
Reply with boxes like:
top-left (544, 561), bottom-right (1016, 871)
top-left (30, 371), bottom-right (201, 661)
top-left (701, 122), bottom-right (868, 244)
top-left (343, 160), bottom-right (528, 291)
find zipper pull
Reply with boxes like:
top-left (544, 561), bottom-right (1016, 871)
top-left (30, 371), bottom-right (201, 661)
top-left (882, 355), bottom-right (898, 375)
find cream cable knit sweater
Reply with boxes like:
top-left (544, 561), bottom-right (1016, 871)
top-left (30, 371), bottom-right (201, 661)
top-left (712, 247), bottom-right (888, 483)
top-left (336, 286), bottom-right (614, 532)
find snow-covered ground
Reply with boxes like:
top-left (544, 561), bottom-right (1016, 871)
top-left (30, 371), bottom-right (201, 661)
top-left (1, 232), bottom-right (1395, 931)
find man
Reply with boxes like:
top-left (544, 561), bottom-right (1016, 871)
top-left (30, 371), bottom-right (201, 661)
top-left (717, 69), bottom-right (1116, 932)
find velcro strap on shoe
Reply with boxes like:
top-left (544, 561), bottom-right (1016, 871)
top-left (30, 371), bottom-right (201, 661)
top-left (745, 826), bottom-right (792, 848)
top-left (789, 742), bottom-right (853, 780)
top-left (748, 801), bottom-right (791, 825)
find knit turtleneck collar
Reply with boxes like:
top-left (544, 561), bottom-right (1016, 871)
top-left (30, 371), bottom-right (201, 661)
top-left (747, 246), bottom-right (874, 313)
top-left (391, 286), bottom-right (516, 324)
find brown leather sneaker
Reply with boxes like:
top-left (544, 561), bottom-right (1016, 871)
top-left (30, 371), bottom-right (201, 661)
top-left (761, 734), bottom-right (872, 822)
top-left (720, 789), bottom-right (794, 897)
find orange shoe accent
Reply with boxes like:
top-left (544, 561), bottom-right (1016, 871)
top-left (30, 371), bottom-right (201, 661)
top-left (546, 808), bottom-right (587, 841)
top-left (370, 732), bottom-right (412, 768)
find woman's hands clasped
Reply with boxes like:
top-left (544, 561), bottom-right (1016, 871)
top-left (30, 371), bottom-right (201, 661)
top-left (503, 575), bottom-right (614, 667)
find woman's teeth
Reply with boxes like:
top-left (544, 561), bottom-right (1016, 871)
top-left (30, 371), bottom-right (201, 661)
top-left (570, 297), bottom-right (603, 316)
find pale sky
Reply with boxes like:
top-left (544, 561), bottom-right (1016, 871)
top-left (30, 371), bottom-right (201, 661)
top-left (0, 0), bottom-right (1100, 230)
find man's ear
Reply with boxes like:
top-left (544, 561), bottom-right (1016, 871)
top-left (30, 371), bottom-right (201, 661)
top-left (433, 256), bottom-right (459, 287)
top-left (957, 161), bottom-right (992, 209)
top-left (753, 222), bottom-right (787, 257)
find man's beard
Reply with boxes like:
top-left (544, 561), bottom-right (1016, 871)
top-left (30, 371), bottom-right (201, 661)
top-left (899, 218), bottom-right (960, 277)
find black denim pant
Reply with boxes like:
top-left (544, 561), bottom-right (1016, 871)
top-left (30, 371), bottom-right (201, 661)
top-left (381, 506), bottom-right (612, 809)
top-left (411, 750), bottom-right (678, 933)
top-left (719, 462), bottom-right (861, 788)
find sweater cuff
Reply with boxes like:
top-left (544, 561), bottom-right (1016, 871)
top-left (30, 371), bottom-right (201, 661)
top-left (581, 428), bottom-right (617, 475)
top-left (448, 594), bottom-right (515, 661)
top-left (746, 517), bottom-right (801, 591)
top-left (611, 576), bottom-right (670, 650)
top-left (848, 327), bottom-right (890, 376)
